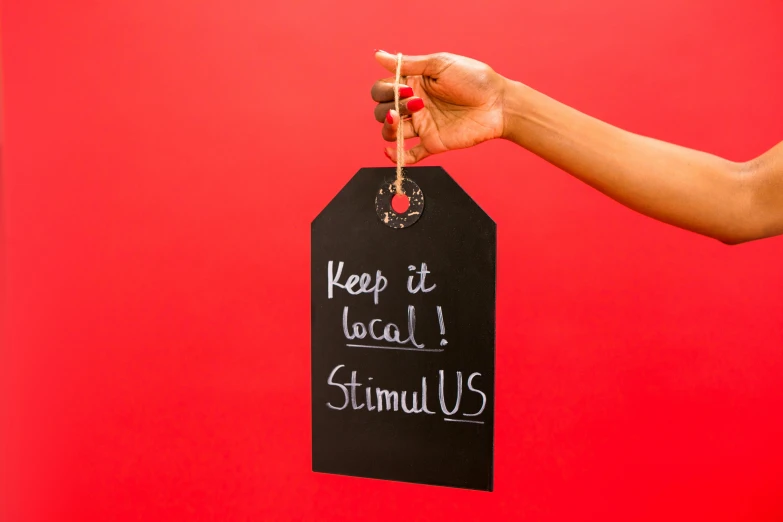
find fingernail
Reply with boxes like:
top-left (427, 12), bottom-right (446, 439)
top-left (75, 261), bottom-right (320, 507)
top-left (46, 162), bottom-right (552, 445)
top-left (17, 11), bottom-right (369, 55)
top-left (406, 98), bottom-right (425, 112)
top-left (383, 148), bottom-right (392, 159)
top-left (375, 49), bottom-right (388, 54)
top-left (386, 111), bottom-right (393, 124)
top-left (399, 86), bottom-right (414, 98)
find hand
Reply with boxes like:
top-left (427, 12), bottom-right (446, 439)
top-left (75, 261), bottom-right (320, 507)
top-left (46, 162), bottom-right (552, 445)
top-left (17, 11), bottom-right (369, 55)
top-left (372, 51), bottom-right (508, 164)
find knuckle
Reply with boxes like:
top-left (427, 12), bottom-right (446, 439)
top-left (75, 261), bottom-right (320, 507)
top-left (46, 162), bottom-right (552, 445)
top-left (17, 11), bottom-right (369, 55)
top-left (374, 105), bottom-right (386, 122)
top-left (370, 81), bottom-right (385, 102)
top-left (432, 52), bottom-right (454, 66)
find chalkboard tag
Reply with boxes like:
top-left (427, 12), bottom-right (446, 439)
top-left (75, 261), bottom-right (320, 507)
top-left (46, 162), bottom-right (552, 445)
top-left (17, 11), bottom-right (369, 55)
top-left (311, 166), bottom-right (496, 491)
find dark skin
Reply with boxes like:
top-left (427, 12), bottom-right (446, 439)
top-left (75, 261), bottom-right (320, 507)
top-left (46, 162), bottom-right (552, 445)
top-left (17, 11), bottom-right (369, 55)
top-left (371, 50), bottom-right (783, 244)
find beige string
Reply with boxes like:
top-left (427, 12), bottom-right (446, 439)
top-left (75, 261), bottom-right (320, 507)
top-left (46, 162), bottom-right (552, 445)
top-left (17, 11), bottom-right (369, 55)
top-left (393, 52), bottom-right (405, 195)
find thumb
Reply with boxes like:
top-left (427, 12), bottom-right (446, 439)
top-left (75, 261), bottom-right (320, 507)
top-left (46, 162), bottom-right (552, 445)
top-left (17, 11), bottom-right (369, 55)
top-left (374, 50), bottom-right (442, 77)
top-left (383, 143), bottom-right (432, 166)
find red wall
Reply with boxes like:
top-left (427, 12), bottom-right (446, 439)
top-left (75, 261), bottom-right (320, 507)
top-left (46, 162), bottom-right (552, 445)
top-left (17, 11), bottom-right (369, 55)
top-left (2, 1), bottom-right (782, 520)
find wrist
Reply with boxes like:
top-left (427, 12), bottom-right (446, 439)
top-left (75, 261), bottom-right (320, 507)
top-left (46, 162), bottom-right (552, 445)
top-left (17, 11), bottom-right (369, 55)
top-left (500, 78), bottom-right (529, 142)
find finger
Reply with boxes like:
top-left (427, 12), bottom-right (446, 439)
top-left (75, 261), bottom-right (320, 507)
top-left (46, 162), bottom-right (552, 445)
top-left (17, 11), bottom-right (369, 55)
top-left (383, 143), bottom-right (432, 165)
top-left (381, 110), bottom-right (417, 142)
top-left (374, 97), bottom-right (425, 122)
top-left (371, 78), bottom-right (414, 103)
top-left (374, 50), bottom-right (450, 77)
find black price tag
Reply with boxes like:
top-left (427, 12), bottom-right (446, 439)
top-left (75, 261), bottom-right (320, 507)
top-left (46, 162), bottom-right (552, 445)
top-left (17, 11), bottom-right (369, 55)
top-left (311, 166), bottom-right (496, 491)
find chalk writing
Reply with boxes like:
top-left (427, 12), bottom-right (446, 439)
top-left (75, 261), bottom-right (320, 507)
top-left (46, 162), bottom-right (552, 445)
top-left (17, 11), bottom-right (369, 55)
top-left (324, 260), bottom-right (486, 423)
top-left (326, 364), bottom-right (485, 421)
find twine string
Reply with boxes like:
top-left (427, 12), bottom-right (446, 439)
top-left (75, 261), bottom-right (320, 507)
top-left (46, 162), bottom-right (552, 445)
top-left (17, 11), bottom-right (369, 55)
top-left (393, 52), bottom-right (405, 196)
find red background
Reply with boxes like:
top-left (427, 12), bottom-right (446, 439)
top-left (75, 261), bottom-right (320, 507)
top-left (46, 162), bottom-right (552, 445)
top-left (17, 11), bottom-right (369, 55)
top-left (2, 1), bottom-right (783, 520)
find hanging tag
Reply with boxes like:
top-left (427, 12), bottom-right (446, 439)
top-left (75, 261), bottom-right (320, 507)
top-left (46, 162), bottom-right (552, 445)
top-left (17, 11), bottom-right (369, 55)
top-left (311, 166), bottom-right (496, 491)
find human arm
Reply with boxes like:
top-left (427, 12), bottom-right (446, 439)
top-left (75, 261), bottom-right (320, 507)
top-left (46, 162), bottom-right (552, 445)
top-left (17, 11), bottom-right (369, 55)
top-left (372, 50), bottom-right (783, 244)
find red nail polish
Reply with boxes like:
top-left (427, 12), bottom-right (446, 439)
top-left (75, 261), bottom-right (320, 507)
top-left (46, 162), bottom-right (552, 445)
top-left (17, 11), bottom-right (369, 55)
top-left (407, 98), bottom-right (425, 112)
top-left (400, 86), bottom-right (414, 98)
top-left (386, 111), bottom-right (393, 124)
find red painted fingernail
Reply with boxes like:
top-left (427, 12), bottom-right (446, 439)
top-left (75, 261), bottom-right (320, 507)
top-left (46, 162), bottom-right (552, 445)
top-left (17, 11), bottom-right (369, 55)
top-left (400, 86), bottom-right (414, 98)
top-left (406, 98), bottom-right (425, 112)
top-left (383, 148), bottom-right (392, 159)
top-left (386, 110), bottom-right (393, 124)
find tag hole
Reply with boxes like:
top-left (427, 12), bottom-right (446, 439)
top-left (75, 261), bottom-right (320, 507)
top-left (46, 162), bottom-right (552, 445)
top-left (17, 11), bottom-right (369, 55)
top-left (391, 193), bottom-right (410, 214)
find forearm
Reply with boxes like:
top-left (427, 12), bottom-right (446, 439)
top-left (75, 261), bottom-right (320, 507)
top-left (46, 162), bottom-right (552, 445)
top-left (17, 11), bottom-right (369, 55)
top-left (500, 79), bottom-right (771, 244)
